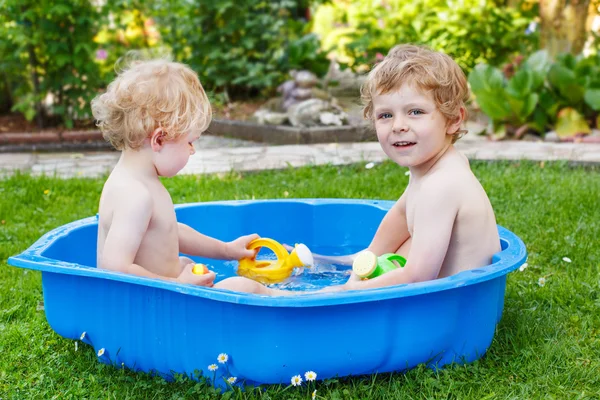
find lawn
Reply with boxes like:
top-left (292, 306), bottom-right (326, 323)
top-left (1, 161), bottom-right (599, 399)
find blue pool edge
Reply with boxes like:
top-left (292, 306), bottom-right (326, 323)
top-left (7, 198), bottom-right (528, 307)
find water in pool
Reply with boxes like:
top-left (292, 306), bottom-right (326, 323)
top-left (215, 246), bottom-right (353, 291)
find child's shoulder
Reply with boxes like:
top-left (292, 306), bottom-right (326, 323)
top-left (418, 153), bottom-right (473, 197)
top-left (101, 171), bottom-right (153, 208)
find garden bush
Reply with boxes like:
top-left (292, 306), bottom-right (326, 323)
top-left (0, 0), bottom-right (330, 125)
top-left (152, 0), bottom-right (329, 98)
top-left (0, 0), bottom-right (105, 128)
top-left (469, 50), bottom-right (600, 138)
top-left (312, 0), bottom-right (536, 72)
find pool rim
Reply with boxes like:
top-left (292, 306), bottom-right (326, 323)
top-left (7, 198), bottom-right (527, 307)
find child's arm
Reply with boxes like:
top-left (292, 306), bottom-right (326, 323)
top-left (100, 190), bottom-right (166, 279)
top-left (344, 181), bottom-right (458, 290)
top-left (100, 190), bottom-right (214, 286)
top-left (302, 194), bottom-right (410, 266)
top-left (178, 223), bottom-right (258, 260)
top-left (367, 193), bottom-right (411, 255)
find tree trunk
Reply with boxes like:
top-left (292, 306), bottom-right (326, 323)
top-left (539, 0), bottom-right (591, 57)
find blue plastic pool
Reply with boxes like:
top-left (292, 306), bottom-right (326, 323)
top-left (8, 199), bottom-right (526, 386)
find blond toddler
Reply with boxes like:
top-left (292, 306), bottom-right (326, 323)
top-left (92, 59), bottom-right (278, 295)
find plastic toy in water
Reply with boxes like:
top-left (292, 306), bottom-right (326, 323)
top-left (237, 238), bottom-right (313, 284)
top-left (353, 251), bottom-right (406, 279)
top-left (192, 263), bottom-right (209, 275)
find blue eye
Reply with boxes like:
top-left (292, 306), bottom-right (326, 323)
top-left (377, 112), bottom-right (393, 119)
top-left (409, 109), bottom-right (424, 116)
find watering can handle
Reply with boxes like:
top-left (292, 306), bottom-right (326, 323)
top-left (384, 254), bottom-right (407, 267)
top-left (244, 238), bottom-right (289, 261)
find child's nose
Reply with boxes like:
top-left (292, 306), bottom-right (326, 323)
top-left (392, 118), bottom-right (409, 133)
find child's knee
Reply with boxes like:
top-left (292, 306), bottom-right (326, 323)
top-left (215, 276), bottom-right (270, 295)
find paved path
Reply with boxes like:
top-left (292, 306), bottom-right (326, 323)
top-left (1, 134), bottom-right (600, 178)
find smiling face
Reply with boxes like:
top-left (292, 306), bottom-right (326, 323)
top-left (373, 84), bottom-right (458, 170)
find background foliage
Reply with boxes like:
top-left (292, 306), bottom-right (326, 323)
top-left (312, 0), bottom-right (536, 71)
top-left (469, 50), bottom-right (600, 138)
top-left (2, 0), bottom-right (598, 136)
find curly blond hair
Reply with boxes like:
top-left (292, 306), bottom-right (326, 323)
top-left (361, 44), bottom-right (469, 143)
top-left (91, 58), bottom-right (211, 150)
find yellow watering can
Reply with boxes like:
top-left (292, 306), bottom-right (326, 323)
top-left (237, 238), bottom-right (313, 284)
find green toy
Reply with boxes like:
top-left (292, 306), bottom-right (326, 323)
top-left (352, 251), bottom-right (407, 279)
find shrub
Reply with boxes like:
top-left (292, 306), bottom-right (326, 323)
top-left (312, 0), bottom-right (535, 72)
top-left (468, 51), bottom-right (600, 138)
top-left (0, 0), bottom-right (105, 128)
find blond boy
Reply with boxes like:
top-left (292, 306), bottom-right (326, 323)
top-left (319, 45), bottom-right (501, 291)
top-left (92, 59), bottom-right (277, 295)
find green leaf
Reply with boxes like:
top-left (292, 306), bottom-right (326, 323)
top-left (507, 67), bottom-right (533, 98)
top-left (525, 50), bottom-right (551, 74)
top-left (555, 107), bottom-right (591, 138)
top-left (475, 92), bottom-right (512, 122)
top-left (584, 89), bottom-right (600, 111)
top-left (468, 64), bottom-right (505, 93)
top-left (531, 108), bottom-right (549, 133)
top-left (548, 65), bottom-right (584, 104)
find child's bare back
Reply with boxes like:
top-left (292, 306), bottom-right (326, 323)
top-left (97, 158), bottom-right (183, 279)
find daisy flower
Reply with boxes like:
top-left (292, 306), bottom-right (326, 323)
top-left (80, 332), bottom-right (86, 340)
top-left (365, 162), bottom-right (375, 169)
top-left (291, 374), bottom-right (303, 386)
top-left (562, 257), bottom-right (572, 263)
top-left (217, 353), bottom-right (228, 364)
top-left (208, 364), bottom-right (218, 372)
top-left (312, 390), bottom-right (317, 400)
top-left (304, 371), bottom-right (317, 381)
top-left (519, 263), bottom-right (528, 272)
top-left (538, 277), bottom-right (546, 287)
top-left (97, 348), bottom-right (105, 357)
top-left (227, 376), bottom-right (237, 384)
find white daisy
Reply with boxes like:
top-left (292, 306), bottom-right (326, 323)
top-left (562, 257), bottom-right (572, 263)
top-left (538, 277), bottom-right (546, 287)
top-left (312, 389), bottom-right (317, 400)
top-left (217, 353), bottom-right (228, 364)
top-left (291, 374), bottom-right (303, 386)
top-left (365, 162), bottom-right (375, 169)
top-left (97, 348), bottom-right (105, 357)
top-left (208, 364), bottom-right (218, 372)
top-left (80, 332), bottom-right (86, 340)
top-left (227, 376), bottom-right (237, 384)
top-left (404, 170), bottom-right (410, 176)
top-left (519, 263), bottom-right (528, 272)
top-left (304, 371), bottom-right (317, 381)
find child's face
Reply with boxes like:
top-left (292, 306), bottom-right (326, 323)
top-left (372, 84), bottom-right (453, 169)
top-left (153, 131), bottom-right (200, 177)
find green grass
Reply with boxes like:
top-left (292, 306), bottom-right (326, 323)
top-left (1, 161), bottom-right (599, 399)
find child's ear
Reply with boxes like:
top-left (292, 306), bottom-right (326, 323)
top-left (150, 128), bottom-right (165, 152)
top-left (446, 107), bottom-right (466, 135)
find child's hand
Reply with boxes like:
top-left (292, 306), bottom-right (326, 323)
top-left (343, 272), bottom-right (362, 291)
top-left (226, 233), bottom-right (260, 260)
top-left (177, 263), bottom-right (216, 287)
